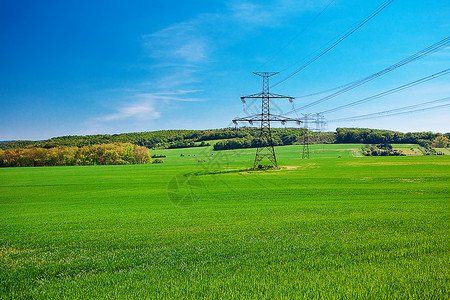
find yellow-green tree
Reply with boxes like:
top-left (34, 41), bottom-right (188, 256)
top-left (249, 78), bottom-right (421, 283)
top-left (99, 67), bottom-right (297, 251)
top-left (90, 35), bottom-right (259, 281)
top-left (432, 136), bottom-right (449, 148)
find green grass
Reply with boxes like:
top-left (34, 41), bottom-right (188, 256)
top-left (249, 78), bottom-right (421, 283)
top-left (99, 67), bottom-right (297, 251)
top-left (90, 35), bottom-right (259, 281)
top-left (1, 144), bottom-right (449, 298)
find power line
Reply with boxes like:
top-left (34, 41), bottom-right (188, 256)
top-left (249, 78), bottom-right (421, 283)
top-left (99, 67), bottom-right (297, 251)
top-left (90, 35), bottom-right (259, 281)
top-left (319, 68), bottom-right (450, 114)
top-left (271, 0), bottom-right (394, 88)
top-left (295, 78), bottom-right (362, 99)
top-left (327, 96), bottom-right (450, 122)
top-left (256, 0), bottom-right (336, 71)
top-left (284, 36), bottom-right (450, 114)
top-left (328, 102), bottom-right (450, 123)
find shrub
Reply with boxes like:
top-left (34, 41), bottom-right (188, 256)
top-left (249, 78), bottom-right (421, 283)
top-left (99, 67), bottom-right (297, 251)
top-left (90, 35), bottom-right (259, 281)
top-left (257, 164), bottom-right (275, 170)
top-left (0, 143), bottom-right (151, 167)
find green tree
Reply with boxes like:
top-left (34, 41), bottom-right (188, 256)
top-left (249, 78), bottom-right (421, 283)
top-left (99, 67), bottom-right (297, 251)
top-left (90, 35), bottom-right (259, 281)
top-left (432, 136), bottom-right (449, 148)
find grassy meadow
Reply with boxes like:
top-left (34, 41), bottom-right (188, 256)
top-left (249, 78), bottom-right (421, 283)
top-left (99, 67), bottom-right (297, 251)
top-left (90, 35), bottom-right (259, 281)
top-left (1, 144), bottom-right (449, 298)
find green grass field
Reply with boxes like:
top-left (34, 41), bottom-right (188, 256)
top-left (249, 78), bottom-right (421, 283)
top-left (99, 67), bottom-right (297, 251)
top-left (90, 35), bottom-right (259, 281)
top-left (1, 144), bottom-right (449, 298)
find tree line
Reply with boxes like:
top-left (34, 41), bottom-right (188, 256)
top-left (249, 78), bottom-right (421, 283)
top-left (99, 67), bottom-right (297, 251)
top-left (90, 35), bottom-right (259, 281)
top-left (0, 128), bottom-right (307, 150)
top-left (0, 143), bottom-right (152, 167)
top-left (336, 128), bottom-right (449, 147)
top-left (1, 127), bottom-right (448, 153)
top-left (0, 129), bottom-right (251, 150)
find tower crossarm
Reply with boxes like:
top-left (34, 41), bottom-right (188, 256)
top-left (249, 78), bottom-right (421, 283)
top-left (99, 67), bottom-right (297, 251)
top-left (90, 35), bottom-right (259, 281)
top-left (266, 114), bottom-right (302, 124)
top-left (233, 114), bottom-right (301, 125)
top-left (267, 93), bottom-right (294, 101)
top-left (240, 93), bottom-right (264, 100)
top-left (241, 93), bottom-right (294, 100)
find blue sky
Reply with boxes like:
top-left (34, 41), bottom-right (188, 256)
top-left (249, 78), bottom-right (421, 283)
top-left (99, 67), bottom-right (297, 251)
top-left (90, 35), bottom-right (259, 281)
top-left (1, 0), bottom-right (449, 140)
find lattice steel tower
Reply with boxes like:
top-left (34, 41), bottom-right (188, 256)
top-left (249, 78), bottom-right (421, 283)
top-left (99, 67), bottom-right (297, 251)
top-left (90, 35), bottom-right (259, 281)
top-left (301, 114), bottom-right (313, 159)
top-left (233, 72), bottom-right (301, 169)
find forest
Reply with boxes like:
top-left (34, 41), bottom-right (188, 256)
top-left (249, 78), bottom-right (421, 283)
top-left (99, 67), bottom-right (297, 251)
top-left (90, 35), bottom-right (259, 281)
top-left (1, 128), bottom-right (448, 167)
top-left (2, 128), bottom-right (449, 152)
top-left (0, 128), bottom-right (251, 150)
top-left (0, 127), bottom-right (333, 151)
top-left (0, 128), bottom-right (301, 150)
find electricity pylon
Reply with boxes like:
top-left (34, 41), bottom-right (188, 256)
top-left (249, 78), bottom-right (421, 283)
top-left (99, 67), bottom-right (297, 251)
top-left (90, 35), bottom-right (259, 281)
top-left (301, 114), bottom-right (314, 159)
top-left (314, 113), bottom-right (328, 152)
top-left (233, 72), bottom-right (301, 169)
top-left (301, 113), bottom-right (327, 158)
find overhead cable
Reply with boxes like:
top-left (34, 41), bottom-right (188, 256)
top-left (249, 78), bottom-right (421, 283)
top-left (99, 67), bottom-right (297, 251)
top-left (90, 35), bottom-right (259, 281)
top-left (328, 103), bottom-right (450, 123)
top-left (284, 36), bottom-right (450, 114)
top-left (256, 0), bottom-right (336, 71)
top-left (319, 68), bottom-right (450, 114)
top-left (295, 78), bottom-right (364, 98)
top-left (327, 96), bottom-right (450, 122)
top-left (271, 0), bottom-right (395, 88)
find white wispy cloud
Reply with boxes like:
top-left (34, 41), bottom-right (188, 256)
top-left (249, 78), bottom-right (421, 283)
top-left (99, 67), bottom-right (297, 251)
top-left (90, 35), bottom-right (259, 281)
top-left (144, 17), bottom-right (214, 64)
top-left (152, 89), bottom-right (203, 96)
top-left (228, 2), bottom-right (274, 26)
top-left (152, 67), bottom-right (202, 89)
top-left (89, 0), bottom-right (333, 131)
top-left (227, 0), bottom-right (331, 27)
top-left (97, 102), bottom-right (160, 122)
top-left (142, 0), bottom-right (332, 90)
top-left (134, 93), bottom-right (203, 103)
top-left (174, 40), bottom-right (208, 63)
top-left (433, 46), bottom-right (450, 57)
top-left (95, 90), bottom-right (203, 123)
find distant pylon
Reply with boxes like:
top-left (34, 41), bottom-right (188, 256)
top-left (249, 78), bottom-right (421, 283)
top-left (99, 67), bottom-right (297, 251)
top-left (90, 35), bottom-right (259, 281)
top-left (301, 113), bottom-right (313, 159)
top-left (300, 113), bottom-right (328, 158)
top-left (315, 113), bottom-right (328, 152)
top-left (302, 131), bottom-right (310, 159)
top-left (233, 72), bottom-right (301, 169)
